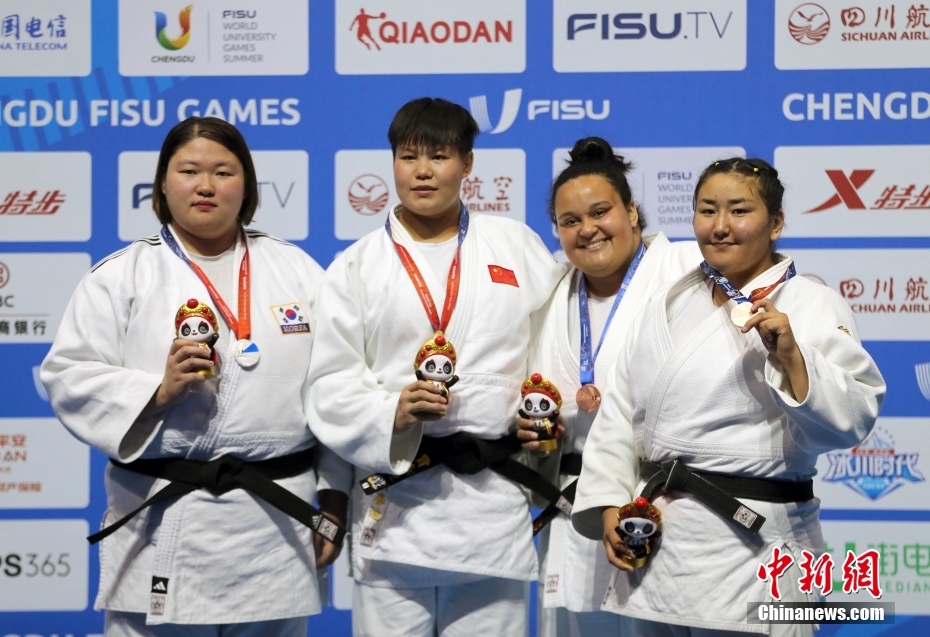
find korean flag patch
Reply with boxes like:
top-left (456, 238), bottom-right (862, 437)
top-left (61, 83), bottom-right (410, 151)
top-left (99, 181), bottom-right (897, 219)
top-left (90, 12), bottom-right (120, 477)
top-left (271, 302), bottom-right (310, 334)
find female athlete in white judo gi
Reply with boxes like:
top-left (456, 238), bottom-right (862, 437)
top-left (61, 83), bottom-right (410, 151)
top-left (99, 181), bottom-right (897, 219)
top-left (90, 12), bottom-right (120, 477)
top-left (517, 137), bottom-right (700, 637)
top-left (41, 117), bottom-right (348, 637)
top-left (306, 98), bottom-right (565, 637)
top-left (572, 158), bottom-right (886, 636)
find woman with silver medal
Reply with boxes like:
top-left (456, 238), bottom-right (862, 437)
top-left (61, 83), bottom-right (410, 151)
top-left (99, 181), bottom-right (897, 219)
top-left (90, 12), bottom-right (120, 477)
top-left (41, 117), bottom-right (349, 636)
top-left (516, 137), bottom-right (700, 637)
top-left (572, 158), bottom-right (885, 636)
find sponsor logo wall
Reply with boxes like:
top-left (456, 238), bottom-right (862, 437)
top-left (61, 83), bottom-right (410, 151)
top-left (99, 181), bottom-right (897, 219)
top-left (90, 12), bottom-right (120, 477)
top-left (1, 1), bottom-right (928, 635)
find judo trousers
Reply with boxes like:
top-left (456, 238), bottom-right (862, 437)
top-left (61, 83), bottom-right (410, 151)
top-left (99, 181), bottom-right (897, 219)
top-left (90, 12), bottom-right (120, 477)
top-left (105, 612), bottom-right (307, 637)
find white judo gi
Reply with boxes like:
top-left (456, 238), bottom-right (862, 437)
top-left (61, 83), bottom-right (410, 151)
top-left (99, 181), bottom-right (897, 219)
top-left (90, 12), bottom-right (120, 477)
top-left (572, 257), bottom-right (886, 634)
top-left (529, 234), bottom-right (701, 635)
top-left (41, 228), bottom-right (349, 627)
top-left (305, 207), bottom-right (565, 629)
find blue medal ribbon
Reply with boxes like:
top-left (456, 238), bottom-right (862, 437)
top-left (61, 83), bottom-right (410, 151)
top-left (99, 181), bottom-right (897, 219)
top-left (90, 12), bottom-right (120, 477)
top-left (578, 242), bottom-right (646, 387)
top-left (700, 260), bottom-right (796, 306)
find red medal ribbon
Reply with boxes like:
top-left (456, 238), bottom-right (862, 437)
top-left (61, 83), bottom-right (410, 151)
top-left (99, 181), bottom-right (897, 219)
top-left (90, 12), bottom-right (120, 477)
top-left (384, 206), bottom-right (468, 335)
top-left (391, 241), bottom-right (460, 334)
top-left (161, 226), bottom-right (251, 340)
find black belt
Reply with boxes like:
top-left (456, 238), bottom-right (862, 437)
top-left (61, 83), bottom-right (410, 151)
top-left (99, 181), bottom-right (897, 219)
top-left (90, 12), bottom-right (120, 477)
top-left (360, 432), bottom-right (566, 515)
top-left (531, 453), bottom-right (583, 536)
top-left (88, 447), bottom-right (346, 547)
top-left (640, 459), bottom-right (814, 535)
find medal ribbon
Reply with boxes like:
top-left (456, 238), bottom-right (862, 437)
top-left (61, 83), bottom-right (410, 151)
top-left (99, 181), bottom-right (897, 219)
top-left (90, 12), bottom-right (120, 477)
top-left (161, 225), bottom-right (251, 340)
top-left (700, 260), bottom-right (797, 306)
top-left (384, 204), bottom-right (469, 334)
top-left (578, 242), bottom-right (646, 387)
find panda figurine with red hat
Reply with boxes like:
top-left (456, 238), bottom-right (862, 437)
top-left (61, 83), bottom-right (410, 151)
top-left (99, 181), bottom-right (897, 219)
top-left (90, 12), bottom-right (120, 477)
top-left (175, 298), bottom-right (220, 378)
top-left (414, 333), bottom-right (459, 398)
top-left (616, 496), bottom-right (662, 569)
top-left (520, 373), bottom-right (562, 453)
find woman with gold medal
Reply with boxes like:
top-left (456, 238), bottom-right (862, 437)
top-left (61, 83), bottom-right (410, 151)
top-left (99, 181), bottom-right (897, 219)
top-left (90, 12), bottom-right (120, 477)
top-left (517, 137), bottom-right (700, 637)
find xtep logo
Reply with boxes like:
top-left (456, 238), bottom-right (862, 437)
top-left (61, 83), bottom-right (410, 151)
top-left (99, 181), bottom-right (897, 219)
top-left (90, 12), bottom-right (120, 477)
top-left (470, 89), bottom-right (522, 134)
top-left (156, 4), bottom-right (193, 51)
top-left (806, 170), bottom-right (875, 212)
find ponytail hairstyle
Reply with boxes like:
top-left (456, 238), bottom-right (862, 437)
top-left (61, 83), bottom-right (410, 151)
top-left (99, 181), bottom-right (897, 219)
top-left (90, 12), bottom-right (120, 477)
top-left (692, 157), bottom-right (785, 218)
top-left (549, 136), bottom-right (646, 229)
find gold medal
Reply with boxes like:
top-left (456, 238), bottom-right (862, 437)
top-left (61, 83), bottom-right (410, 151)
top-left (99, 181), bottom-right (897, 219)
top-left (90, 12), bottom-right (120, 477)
top-left (576, 384), bottom-right (601, 413)
top-left (730, 302), bottom-right (753, 327)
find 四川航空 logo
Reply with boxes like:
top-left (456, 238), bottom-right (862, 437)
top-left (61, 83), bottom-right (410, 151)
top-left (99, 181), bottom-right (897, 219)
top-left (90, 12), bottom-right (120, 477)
top-left (822, 427), bottom-right (925, 500)
top-left (155, 3), bottom-right (192, 51)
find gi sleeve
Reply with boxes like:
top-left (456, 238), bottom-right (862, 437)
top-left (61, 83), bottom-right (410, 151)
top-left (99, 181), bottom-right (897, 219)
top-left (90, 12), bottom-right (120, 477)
top-left (306, 251), bottom-right (421, 476)
top-left (765, 284), bottom-right (886, 455)
top-left (40, 260), bottom-right (165, 462)
top-left (519, 225), bottom-right (569, 316)
top-left (571, 307), bottom-right (641, 541)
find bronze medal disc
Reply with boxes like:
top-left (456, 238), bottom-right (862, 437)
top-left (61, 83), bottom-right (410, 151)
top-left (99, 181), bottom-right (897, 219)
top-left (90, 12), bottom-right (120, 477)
top-left (576, 385), bottom-right (601, 413)
top-left (730, 302), bottom-right (753, 327)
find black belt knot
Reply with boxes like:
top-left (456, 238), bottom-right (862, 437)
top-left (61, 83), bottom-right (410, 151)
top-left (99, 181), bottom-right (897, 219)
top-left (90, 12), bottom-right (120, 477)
top-left (88, 447), bottom-right (346, 547)
top-left (198, 454), bottom-right (246, 496)
top-left (640, 459), bottom-right (814, 535)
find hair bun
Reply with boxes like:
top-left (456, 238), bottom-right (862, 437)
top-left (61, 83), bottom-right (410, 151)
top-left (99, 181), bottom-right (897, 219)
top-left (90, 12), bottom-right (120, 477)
top-left (568, 136), bottom-right (632, 173)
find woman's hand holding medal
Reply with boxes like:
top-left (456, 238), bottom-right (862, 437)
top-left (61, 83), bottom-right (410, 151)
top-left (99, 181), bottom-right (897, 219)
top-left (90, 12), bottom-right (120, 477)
top-left (740, 298), bottom-right (809, 402)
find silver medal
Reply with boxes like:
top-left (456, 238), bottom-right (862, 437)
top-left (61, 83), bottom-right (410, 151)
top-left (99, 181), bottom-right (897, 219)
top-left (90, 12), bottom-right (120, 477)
top-left (235, 339), bottom-right (260, 368)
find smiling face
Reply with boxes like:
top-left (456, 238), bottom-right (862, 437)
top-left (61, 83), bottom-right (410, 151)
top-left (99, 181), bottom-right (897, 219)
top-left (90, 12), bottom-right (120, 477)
top-left (393, 144), bottom-right (472, 222)
top-left (162, 137), bottom-right (245, 246)
top-left (177, 315), bottom-right (216, 343)
top-left (555, 175), bottom-right (641, 296)
top-left (693, 172), bottom-right (784, 290)
top-left (418, 353), bottom-right (454, 382)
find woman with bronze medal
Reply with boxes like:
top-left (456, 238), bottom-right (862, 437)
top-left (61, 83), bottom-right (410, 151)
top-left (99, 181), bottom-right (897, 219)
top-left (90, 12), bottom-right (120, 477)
top-left (41, 117), bottom-right (348, 636)
top-left (517, 137), bottom-right (700, 637)
top-left (572, 158), bottom-right (885, 636)
top-left (306, 98), bottom-right (565, 637)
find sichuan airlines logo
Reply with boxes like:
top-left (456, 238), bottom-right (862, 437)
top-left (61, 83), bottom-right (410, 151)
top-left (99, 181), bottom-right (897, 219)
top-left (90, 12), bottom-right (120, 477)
top-left (156, 4), bottom-right (192, 51)
top-left (788, 3), bottom-right (830, 44)
top-left (469, 89), bottom-right (522, 134)
top-left (806, 169), bottom-right (930, 213)
top-left (822, 427), bottom-right (925, 500)
top-left (348, 174), bottom-right (389, 215)
top-left (917, 361), bottom-right (930, 402)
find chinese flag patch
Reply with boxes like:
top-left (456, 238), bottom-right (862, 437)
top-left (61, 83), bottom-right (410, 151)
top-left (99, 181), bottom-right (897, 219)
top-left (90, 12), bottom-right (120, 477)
top-left (488, 265), bottom-right (519, 287)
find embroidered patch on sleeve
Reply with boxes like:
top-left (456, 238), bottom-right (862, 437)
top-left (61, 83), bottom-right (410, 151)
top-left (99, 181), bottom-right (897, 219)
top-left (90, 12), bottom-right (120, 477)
top-left (488, 265), bottom-right (519, 287)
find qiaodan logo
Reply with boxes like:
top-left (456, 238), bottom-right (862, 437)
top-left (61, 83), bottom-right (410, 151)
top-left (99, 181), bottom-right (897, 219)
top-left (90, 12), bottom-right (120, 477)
top-left (156, 4), bottom-right (193, 51)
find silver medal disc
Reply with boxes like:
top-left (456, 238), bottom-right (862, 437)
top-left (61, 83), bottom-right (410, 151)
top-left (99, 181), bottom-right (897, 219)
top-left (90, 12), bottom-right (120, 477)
top-left (730, 303), bottom-right (753, 327)
top-left (235, 339), bottom-right (260, 368)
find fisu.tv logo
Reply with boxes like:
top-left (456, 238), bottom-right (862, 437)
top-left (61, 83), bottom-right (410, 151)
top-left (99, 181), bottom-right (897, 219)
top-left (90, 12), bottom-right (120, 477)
top-left (156, 3), bottom-right (193, 51)
top-left (469, 89), bottom-right (609, 134)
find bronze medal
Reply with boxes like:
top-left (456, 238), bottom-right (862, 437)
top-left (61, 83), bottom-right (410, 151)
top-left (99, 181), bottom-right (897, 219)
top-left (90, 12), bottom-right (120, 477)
top-left (576, 384), bottom-right (601, 413)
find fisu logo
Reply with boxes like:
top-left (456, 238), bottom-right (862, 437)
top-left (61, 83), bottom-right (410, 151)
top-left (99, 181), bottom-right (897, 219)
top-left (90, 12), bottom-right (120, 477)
top-left (156, 4), bottom-right (193, 51)
top-left (469, 89), bottom-right (522, 134)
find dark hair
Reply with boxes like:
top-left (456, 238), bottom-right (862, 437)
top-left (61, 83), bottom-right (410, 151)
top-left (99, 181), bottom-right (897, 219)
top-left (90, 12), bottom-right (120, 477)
top-left (549, 136), bottom-right (646, 229)
top-left (388, 97), bottom-right (479, 158)
top-left (692, 157), bottom-right (784, 217)
top-left (153, 117), bottom-right (259, 225)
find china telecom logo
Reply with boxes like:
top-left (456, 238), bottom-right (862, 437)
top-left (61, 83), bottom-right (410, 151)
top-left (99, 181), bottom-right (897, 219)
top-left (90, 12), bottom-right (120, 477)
top-left (156, 4), bottom-right (192, 51)
top-left (822, 427), bottom-right (925, 500)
